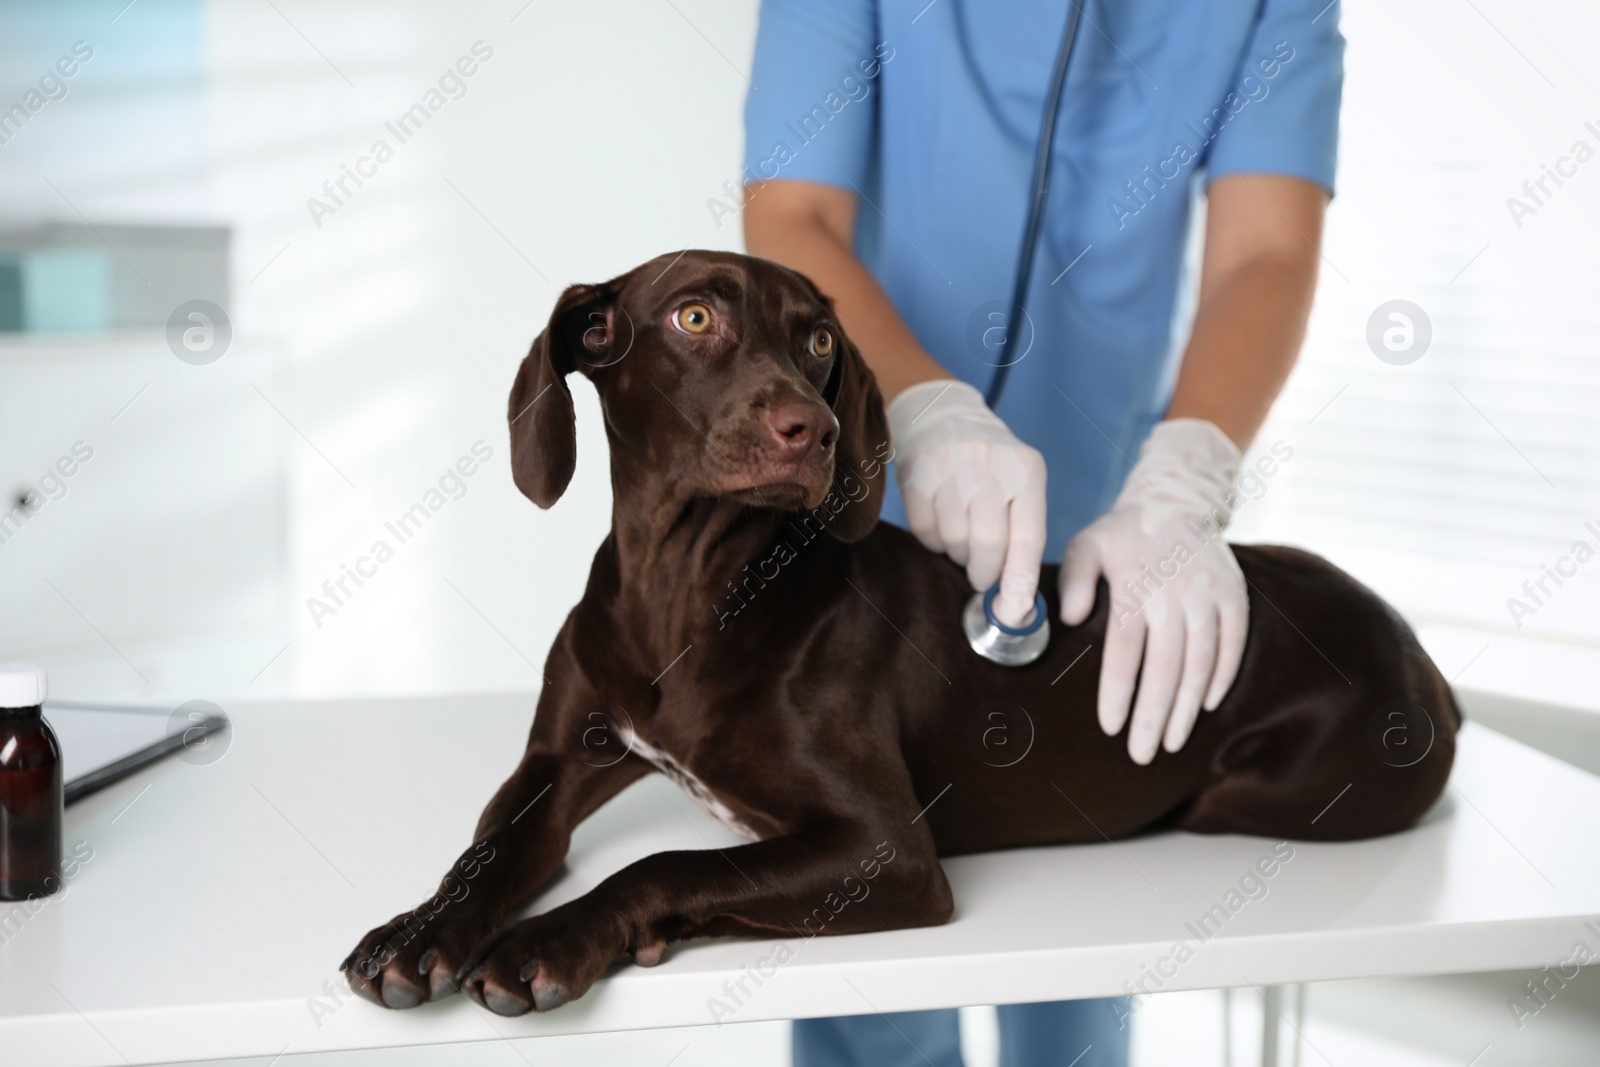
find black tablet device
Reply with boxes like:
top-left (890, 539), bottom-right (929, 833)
top-left (42, 701), bottom-right (229, 805)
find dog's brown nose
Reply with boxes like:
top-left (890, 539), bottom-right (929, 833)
top-left (765, 399), bottom-right (839, 459)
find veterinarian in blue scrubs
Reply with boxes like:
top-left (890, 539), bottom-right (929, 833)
top-left (742, 1), bottom-right (1342, 1064)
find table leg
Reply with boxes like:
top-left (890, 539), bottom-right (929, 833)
top-left (1256, 983), bottom-right (1309, 1067)
top-left (1260, 984), bottom-right (1284, 1067)
top-left (1222, 987), bottom-right (1233, 1067)
top-left (1291, 983), bottom-right (1306, 1067)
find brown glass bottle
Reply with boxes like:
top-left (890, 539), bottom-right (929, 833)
top-left (0, 664), bottom-right (62, 901)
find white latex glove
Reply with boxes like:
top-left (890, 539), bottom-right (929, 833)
top-left (887, 379), bottom-right (1047, 627)
top-left (1058, 418), bottom-right (1249, 765)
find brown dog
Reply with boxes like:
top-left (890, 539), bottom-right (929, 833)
top-left (341, 250), bottom-right (1459, 1016)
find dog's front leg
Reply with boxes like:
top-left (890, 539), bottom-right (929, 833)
top-left (457, 818), bottom-right (951, 1015)
top-left (342, 664), bottom-right (648, 1009)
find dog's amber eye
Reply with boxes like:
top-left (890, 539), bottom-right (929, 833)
top-left (809, 327), bottom-right (835, 358)
top-left (675, 303), bottom-right (714, 334)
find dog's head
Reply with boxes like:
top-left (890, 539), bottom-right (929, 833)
top-left (507, 250), bottom-right (890, 541)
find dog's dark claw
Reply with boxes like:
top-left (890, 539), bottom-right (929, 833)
top-left (518, 960), bottom-right (539, 983)
top-left (534, 983), bottom-right (571, 1011)
top-left (380, 980), bottom-right (424, 1010)
top-left (338, 951), bottom-right (356, 972)
top-left (417, 949), bottom-right (437, 976)
top-left (484, 986), bottom-right (531, 1016)
top-left (428, 967), bottom-right (459, 1001)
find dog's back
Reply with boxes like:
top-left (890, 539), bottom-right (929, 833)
top-left (815, 525), bottom-right (1459, 854)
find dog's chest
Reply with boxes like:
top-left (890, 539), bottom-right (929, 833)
top-left (617, 725), bottom-right (761, 840)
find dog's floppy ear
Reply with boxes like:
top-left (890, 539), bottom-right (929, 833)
top-left (508, 282), bottom-right (615, 508)
top-left (821, 329), bottom-right (890, 542)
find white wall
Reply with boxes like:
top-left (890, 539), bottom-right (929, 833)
top-left (206, 0), bottom-right (761, 698)
top-left (1227, 0), bottom-right (1600, 711)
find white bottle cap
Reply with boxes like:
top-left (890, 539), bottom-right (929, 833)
top-left (0, 664), bottom-right (48, 709)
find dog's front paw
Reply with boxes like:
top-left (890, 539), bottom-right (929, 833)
top-left (456, 907), bottom-right (634, 1016)
top-left (341, 898), bottom-right (493, 1010)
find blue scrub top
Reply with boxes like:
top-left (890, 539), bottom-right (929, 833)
top-left (743, 0), bottom-right (1343, 557)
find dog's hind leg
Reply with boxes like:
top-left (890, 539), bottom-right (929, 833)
top-left (1176, 686), bottom-right (1457, 843)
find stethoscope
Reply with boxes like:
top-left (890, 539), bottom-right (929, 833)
top-left (966, 0), bottom-right (1085, 667)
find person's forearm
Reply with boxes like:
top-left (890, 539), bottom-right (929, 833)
top-left (1167, 174), bottom-right (1326, 450)
top-left (1166, 251), bottom-right (1318, 448)
top-left (743, 181), bottom-right (949, 401)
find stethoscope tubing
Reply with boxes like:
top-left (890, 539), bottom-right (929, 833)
top-left (984, 0), bottom-right (1086, 410)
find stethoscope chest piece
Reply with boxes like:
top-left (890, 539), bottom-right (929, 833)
top-left (964, 584), bottom-right (1050, 667)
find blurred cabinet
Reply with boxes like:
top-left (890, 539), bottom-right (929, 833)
top-left (0, 224), bottom-right (229, 333)
top-left (0, 334), bottom-right (288, 703)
